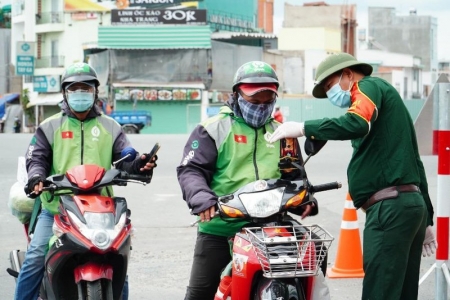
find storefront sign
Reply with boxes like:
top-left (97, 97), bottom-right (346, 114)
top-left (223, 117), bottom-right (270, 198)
top-left (33, 75), bottom-right (61, 93)
top-left (111, 9), bottom-right (206, 25)
top-left (71, 12), bottom-right (98, 20)
top-left (209, 14), bottom-right (254, 30)
top-left (115, 87), bottom-right (201, 101)
top-left (16, 42), bottom-right (35, 76)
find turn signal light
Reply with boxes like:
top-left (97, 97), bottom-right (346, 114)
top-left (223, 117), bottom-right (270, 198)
top-left (221, 205), bottom-right (245, 218)
top-left (285, 190), bottom-right (307, 208)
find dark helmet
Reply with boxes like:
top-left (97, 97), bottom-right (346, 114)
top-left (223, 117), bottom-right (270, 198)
top-left (61, 62), bottom-right (100, 91)
top-left (232, 61), bottom-right (279, 92)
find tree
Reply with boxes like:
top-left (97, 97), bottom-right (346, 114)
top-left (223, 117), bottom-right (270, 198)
top-left (20, 88), bottom-right (35, 126)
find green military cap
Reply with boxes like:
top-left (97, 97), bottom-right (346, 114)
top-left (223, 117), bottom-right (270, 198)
top-left (312, 53), bottom-right (373, 98)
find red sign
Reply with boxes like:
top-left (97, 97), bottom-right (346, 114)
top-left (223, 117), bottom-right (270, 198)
top-left (234, 134), bottom-right (247, 144)
top-left (62, 131), bottom-right (73, 139)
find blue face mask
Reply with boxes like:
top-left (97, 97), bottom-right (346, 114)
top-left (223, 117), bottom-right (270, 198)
top-left (326, 73), bottom-right (352, 108)
top-left (67, 91), bottom-right (94, 112)
top-left (237, 95), bottom-right (276, 128)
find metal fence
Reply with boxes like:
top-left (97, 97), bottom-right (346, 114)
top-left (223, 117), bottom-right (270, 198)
top-left (35, 12), bottom-right (63, 25)
top-left (35, 56), bottom-right (65, 68)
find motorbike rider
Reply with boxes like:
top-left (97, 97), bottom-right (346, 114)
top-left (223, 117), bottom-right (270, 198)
top-left (15, 62), bottom-right (157, 300)
top-left (177, 61), bottom-right (320, 300)
top-left (268, 53), bottom-right (435, 300)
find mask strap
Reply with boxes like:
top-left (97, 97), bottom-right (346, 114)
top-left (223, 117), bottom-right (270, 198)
top-left (339, 71), bottom-right (353, 92)
top-left (338, 72), bottom-right (344, 84)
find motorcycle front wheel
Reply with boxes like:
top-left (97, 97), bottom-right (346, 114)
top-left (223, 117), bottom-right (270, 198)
top-left (83, 279), bottom-right (113, 300)
top-left (252, 277), bottom-right (306, 300)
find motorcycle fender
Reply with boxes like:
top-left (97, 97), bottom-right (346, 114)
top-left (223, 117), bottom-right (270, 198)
top-left (231, 233), bottom-right (261, 299)
top-left (74, 263), bottom-right (113, 283)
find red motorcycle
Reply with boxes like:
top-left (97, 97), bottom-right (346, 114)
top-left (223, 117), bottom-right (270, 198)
top-left (8, 147), bottom-right (151, 300)
top-left (212, 140), bottom-right (340, 300)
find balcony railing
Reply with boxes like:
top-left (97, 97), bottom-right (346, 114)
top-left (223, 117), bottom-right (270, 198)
top-left (36, 12), bottom-right (64, 25)
top-left (36, 56), bottom-right (65, 68)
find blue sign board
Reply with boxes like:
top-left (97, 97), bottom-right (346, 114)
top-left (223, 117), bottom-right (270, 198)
top-left (33, 75), bottom-right (61, 93)
top-left (16, 42), bottom-right (35, 76)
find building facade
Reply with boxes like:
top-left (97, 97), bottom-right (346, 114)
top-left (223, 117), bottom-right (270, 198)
top-left (275, 2), bottom-right (357, 96)
top-left (358, 49), bottom-right (424, 99)
top-left (10, 0), bottom-right (275, 133)
top-left (368, 7), bottom-right (438, 91)
top-left (279, 2), bottom-right (357, 55)
top-left (438, 60), bottom-right (449, 81)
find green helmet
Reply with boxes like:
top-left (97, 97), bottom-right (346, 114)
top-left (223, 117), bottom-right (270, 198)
top-left (61, 62), bottom-right (100, 91)
top-left (232, 61), bottom-right (279, 92)
top-left (312, 53), bottom-right (373, 98)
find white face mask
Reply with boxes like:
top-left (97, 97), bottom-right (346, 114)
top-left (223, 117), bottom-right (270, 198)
top-left (67, 90), bottom-right (95, 112)
top-left (326, 73), bottom-right (352, 108)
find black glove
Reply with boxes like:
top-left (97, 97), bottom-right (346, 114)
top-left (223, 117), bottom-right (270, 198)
top-left (132, 154), bottom-right (158, 175)
top-left (24, 174), bottom-right (46, 198)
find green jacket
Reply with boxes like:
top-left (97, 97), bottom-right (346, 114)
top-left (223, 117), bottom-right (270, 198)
top-left (25, 102), bottom-right (132, 215)
top-left (177, 104), bottom-right (282, 237)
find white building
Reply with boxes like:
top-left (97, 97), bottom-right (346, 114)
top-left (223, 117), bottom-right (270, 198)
top-left (358, 49), bottom-right (424, 99)
top-left (11, 0), bottom-right (112, 111)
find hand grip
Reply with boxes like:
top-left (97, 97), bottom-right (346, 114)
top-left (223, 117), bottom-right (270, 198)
top-left (310, 182), bottom-right (342, 193)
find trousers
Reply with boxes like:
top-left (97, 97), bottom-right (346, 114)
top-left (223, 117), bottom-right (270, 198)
top-left (362, 192), bottom-right (427, 300)
top-left (184, 232), bottom-right (231, 300)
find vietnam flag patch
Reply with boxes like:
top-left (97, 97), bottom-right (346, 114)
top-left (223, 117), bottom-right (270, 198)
top-left (234, 134), bottom-right (247, 144)
top-left (62, 131), bottom-right (73, 139)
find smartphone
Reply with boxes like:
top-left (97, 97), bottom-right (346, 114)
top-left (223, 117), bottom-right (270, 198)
top-left (146, 142), bottom-right (161, 162)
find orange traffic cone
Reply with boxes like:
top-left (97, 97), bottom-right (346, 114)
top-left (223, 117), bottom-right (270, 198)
top-left (327, 192), bottom-right (365, 278)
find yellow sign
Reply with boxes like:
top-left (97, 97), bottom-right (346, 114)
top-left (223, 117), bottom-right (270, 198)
top-left (64, 0), bottom-right (111, 12)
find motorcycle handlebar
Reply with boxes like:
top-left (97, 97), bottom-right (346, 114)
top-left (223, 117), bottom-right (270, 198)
top-left (120, 173), bottom-right (151, 184)
top-left (310, 181), bottom-right (342, 193)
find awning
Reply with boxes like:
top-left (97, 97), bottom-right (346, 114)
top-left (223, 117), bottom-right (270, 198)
top-left (64, 0), bottom-right (110, 12)
top-left (112, 82), bottom-right (205, 89)
top-left (98, 25), bottom-right (211, 49)
top-left (0, 93), bottom-right (20, 106)
top-left (211, 31), bottom-right (277, 40)
top-left (0, 93), bottom-right (19, 118)
top-left (28, 93), bottom-right (63, 108)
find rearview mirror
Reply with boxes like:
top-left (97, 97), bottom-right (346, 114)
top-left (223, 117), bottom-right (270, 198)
top-left (304, 139), bottom-right (327, 156)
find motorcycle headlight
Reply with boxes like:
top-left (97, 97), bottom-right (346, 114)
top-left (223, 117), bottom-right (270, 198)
top-left (239, 187), bottom-right (285, 218)
top-left (67, 211), bottom-right (127, 250)
top-left (91, 229), bottom-right (110, 249)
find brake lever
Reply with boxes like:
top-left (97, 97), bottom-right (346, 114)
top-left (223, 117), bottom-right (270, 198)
top-left (190, 211), bottom-right (220, 227)
top-left (26, 184), bottom-right (57, 198)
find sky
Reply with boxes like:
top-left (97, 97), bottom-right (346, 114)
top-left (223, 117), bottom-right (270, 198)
top-left (274, 0), bottom-right (450, 60)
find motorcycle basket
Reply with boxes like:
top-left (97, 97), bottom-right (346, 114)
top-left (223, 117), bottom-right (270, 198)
top-left (244, 224), bottom-right (333, 278)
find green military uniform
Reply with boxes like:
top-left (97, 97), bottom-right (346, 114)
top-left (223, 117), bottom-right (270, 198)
top-left (304, 53), bottom-right (434, 300)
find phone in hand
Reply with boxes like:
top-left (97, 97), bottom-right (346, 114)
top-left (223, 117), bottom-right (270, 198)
top-left (146, 142), bottom-right (160, 162)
